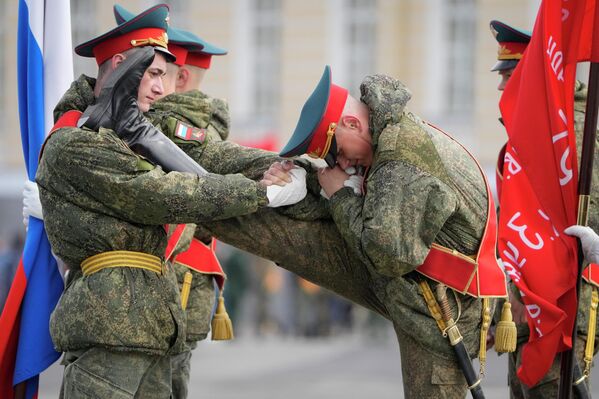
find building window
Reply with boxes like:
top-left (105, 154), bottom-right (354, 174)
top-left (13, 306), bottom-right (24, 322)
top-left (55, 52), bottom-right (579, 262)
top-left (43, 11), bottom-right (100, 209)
top-left (251, 0), bottom-right (282, 128)
top-left (444, 0), bottom-right (476, 115)
top-left (70, 1), bottom-right (97, 77)
top-left (345, 0), bottom-right (377, 97)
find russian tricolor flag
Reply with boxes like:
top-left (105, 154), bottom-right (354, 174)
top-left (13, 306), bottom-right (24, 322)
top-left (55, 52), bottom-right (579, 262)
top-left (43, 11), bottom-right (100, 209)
top-left (0, 0), bottom-right (73, 397)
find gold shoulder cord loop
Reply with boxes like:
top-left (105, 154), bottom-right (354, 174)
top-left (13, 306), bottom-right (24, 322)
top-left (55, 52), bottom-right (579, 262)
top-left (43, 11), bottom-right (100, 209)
top-left (418, 280), bottom-right (447, 332)
top-left (180, 271), bottom-right (193, 310)
top-left (319, 123), bottom-right (337, 159)
top-left (478, 298), bottom-right (492, 377)
top-left (576, 286), bottom-right (599, 385)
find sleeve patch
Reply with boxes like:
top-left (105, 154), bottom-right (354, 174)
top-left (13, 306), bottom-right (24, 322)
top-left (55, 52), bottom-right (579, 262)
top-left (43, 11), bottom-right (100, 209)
top-left (175, 121), bottom-right (206, 143)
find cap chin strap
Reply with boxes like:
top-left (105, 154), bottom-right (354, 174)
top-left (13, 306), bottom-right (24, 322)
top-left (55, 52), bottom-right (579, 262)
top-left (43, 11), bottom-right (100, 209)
top-left (308, 122), bottom-right (337, 160)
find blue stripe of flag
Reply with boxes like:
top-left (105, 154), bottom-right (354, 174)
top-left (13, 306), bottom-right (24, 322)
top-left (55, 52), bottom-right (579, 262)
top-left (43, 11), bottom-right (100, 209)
top-left (15, 0), bottom-right (63, 393)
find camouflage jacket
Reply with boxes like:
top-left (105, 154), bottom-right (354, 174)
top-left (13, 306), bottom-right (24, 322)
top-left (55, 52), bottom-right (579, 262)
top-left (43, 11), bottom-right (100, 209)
top-left (37, 75), bottom-right (268, 355)
top-left (147, 91), bottom-right (331, 225)
top-left (328, 75), bottom-right (487, 278)
top-left (326, 75), bottom-right (489, 358)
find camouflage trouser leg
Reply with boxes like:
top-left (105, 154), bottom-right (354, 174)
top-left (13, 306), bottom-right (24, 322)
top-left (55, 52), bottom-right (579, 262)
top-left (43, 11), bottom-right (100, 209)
top-left (59, 347), bottom-right (171, 399)
top-left (509, 335), bottom-right (590, 399)
top-left (170, 350), bottom-right (191, 399)
top-left (201, 208), bottom-right (388, 318)
top-left (396, 328), bottom-right (468, 399)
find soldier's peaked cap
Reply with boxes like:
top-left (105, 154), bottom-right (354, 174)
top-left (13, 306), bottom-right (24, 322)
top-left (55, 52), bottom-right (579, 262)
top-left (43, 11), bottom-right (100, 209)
top-left (75, 4), bottom-right (175, 66)
top-left (280, 66), bottom-right (348, 168)
top-left (114, 4), bottom-right (226, 69)
top-left (490, 20), bottom-right (531, 72)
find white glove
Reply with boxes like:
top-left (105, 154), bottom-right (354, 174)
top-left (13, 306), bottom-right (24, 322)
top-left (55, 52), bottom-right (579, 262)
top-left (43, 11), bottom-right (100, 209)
top-left (343, 174), bottom-right (364, 196)
top-left (319, 167), bottom-right (363, 199)
top-left (23, 180), bottom-right (43, 227)
top-left (266, 168), bottom-right (307, 207)
top-left (565, 225), bottom-right (599, 264)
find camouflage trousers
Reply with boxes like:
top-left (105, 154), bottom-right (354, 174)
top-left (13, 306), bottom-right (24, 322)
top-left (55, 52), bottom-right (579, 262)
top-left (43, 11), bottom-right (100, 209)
top-left (171, 266), bottom-right (214, 399)
top-left (59, 347), bottom-right (171, 398)
top-left (397, 328), bottom-right (469, 398)
top-left (170, 342), bottom-right (196, 399)
top-left (201, 207), bottom-right (484, 398)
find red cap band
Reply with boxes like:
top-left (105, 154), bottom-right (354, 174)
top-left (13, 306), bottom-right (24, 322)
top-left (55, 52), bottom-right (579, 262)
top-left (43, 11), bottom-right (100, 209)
top-left (169, 44), bottom-right (188, 66)
top-left (306, 84), bottom-right (348, 158)
top-left (93, 27), bottom-right (167, 65)
top-left (185, 52), bottom-right (212, 69)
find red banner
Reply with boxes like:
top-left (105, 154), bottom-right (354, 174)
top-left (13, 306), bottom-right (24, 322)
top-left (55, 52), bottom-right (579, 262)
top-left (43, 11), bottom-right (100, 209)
top-left (498, 0), bottom-right (598, 387)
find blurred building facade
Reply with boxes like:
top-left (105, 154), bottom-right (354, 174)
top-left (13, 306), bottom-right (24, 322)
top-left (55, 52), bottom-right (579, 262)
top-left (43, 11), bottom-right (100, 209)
top-left (0, 0), bottom-right (542, 240)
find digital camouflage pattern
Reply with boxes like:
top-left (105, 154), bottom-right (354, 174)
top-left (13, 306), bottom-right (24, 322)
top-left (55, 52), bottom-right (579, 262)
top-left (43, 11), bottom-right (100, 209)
top-left (147, 91), bottom-right (329, 221)
top-left (149, 90), bottom-right (279, 343)
top-left (148, 90), bottom-right (328, 340)
top-left (198, 75), bottom-right (491, 398)
top-left (507, 80), bottom-right (599, 398)
top-left (148, 90), bottom-right (281, 181)
top-left (149, 90), bottom-right (328, 399)
top-left (59, 347), bottom-right (171, 399)
top-left (328, 74), bottom-right (488, 356)
top-left (37, 75), bottom-right (269, 356)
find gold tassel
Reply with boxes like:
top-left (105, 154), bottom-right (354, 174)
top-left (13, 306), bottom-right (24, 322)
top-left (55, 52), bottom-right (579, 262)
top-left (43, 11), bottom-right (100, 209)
top-left (582, 287), bottom-right (598, 378)
top-left (495, 302), bottom-right (517, 353)
top-left (479, 298), bottom-right (491, 377)
top-left (211, 294), bottom-right (234, 341)
top-left (180, 271), bottom-right (193, 310)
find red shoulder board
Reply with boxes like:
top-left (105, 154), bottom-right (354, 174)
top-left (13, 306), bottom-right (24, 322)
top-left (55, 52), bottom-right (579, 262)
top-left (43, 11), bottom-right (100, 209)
top-left (39, 110), bottom-right (83, 160)
top-left (51, 110), bottom-right (83, 133)
top-left (164, 224), bottom-right (225, 290)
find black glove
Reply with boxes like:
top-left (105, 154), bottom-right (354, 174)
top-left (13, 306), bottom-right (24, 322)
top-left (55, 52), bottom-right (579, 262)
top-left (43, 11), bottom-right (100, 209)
top-left (79, 46), bottom-right (154, 131)
top-left (79, 47), bottom-right (208, 176)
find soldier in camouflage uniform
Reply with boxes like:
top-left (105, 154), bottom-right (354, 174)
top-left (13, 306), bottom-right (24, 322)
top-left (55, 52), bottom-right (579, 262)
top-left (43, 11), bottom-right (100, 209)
top-left (490, 20), bottom-right (599, 398)
top-left (189, 67), bottom-right (505, 398)
top-left (34, 6), bottom-right (307, 398)
top-left (113, 5), bottom-right (236, 398)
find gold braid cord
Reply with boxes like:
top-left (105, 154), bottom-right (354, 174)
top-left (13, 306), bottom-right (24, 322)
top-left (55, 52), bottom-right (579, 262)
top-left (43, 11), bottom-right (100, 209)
top-left (418, 280), bottom-right (447, 332)
top-left (479, 298), bottom-right (492, 377)
top-left (583, 288), bottom-right (598, 379)
top-left (180, 271), bottom-right (193, 310)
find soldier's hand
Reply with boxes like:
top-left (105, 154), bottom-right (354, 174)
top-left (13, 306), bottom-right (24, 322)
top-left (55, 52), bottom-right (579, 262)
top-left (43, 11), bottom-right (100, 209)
top-left (261, 160), bottom-right (295, 186)
top-left (23, 180), bottom-right (43, 228)
top-left (508, 290), bottom-right (528, 324)
top-left (318, 166), bottom-right (349, 198)
top-left (266, 167), bottom-right (307, 207)
top-left (565, 225), bottom-right (599, 265)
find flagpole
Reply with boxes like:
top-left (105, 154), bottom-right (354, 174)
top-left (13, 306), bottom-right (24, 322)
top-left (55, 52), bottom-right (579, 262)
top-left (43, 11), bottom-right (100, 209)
top-left (558, 62), bottom-right (599, 399)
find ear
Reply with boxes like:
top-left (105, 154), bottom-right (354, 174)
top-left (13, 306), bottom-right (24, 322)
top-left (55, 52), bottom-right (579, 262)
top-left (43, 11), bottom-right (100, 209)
top-left (339, 115), bottom-right (361, 131)
top-left (111, 53), bottom-right (126, 70)
top-left (176, 67), bottom-right (190, 90)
